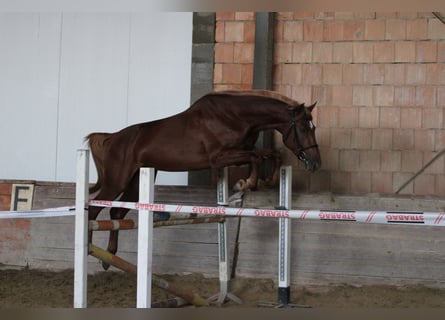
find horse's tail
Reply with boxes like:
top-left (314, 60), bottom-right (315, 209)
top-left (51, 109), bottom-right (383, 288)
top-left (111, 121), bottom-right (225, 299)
top-left (85, 132), bottom-right (111, 194)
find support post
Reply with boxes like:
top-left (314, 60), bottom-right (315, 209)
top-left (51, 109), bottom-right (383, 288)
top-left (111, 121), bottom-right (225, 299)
top-left (217, 167), bottom-right (229, 296)
top-left (74, 149), bottom-right (89, 308)
top-left (257, 165), bottom-right (301, 308)
top-left (137, 168), bottom-right (155, 308)
top-left (209, 167), bottom-right (242, 305)
top-left (278, 165), bottom-right (292, 305)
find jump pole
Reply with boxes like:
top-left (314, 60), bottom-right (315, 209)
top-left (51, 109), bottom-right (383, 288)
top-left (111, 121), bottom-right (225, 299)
top-left (89, 217), bottom-right (225, 231)
top-left (278, 165), bottom-right (292, 305)
top-left (74, 149), bottom-right (89, 308)
top-left (136, 167), bottom-right (155, 308)
top-left (90, 199), bottom-right (445, 225)
top-left (89, 244), bottom-right (209, 306)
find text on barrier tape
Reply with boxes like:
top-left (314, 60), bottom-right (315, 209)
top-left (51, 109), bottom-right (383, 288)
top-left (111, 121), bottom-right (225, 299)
top-left (89, 200), bottom-right (445, 227)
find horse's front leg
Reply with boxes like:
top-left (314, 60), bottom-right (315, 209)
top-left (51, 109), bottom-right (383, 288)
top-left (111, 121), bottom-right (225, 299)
top-left (241, 157), bottom-right (261, 191)
top-left (269, 153), bottom-right (282, 186)
top-left (255, 148), bottom-right (282, 187)
top-left (212, 150), bottom-right (262, 191)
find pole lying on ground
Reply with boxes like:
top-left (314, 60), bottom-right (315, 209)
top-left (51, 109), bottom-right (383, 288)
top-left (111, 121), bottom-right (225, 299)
top-left (89, 244), bottom-right (209, 306)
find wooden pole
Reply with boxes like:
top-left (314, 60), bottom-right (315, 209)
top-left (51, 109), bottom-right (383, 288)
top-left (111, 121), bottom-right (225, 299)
top-left (90, 244), bottom-right (209, 306)
top-left (89, 219), bottom-right (137, 231)
top-left (89, 217), bottom-right (226, 231)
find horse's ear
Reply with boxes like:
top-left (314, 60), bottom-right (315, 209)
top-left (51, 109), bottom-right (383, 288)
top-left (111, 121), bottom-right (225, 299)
top-left (306, 102), bottom-right (317, 112)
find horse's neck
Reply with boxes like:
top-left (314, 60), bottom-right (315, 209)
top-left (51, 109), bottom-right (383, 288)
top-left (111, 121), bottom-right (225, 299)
top-left (239, 104), bottom-right (293, 130)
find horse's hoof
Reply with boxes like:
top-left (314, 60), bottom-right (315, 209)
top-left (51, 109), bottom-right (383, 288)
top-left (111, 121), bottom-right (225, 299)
top-left (232, 179), bottom-right (245, 192)
top-left (262, 178), bottom-right (276, 188)
top-left (102, 261), bottom-right (110, 270)
top-left (154, 211), bottom-right (170, 221)
top-left (257, 179), bottom-right (265, 188)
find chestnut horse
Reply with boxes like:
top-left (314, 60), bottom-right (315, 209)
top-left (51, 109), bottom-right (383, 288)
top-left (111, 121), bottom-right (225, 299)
top-left (86, 90), bottom-right (321, 269)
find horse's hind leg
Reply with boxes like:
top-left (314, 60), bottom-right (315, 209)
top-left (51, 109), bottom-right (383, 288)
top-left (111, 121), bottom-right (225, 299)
top-left (88, 186), bottom-right (125, 256)
top-left (88, 205), bottom-right (103, 252)
top-left (103, 174), bottom-right (140, 270)
top-left (104, 169), bottom-right (159, 270)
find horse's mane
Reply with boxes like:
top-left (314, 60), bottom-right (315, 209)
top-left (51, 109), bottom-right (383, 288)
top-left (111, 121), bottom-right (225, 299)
top-left (207, 90), bottom-right (302, 109)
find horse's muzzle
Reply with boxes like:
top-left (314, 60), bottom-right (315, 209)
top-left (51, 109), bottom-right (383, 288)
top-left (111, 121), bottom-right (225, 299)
top-left (304, 159), bottom-right (320, 172)
top-left (298, 149), bottom-right (321, 172)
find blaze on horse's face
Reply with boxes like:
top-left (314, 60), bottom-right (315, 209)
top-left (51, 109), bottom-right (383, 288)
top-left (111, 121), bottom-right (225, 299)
top-left (282, 103), bottom-right (321, 172)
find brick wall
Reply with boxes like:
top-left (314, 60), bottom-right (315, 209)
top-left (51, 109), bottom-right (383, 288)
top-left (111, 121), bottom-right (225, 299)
top-left (215, 12), bottom-right (445, 197)
top-left (0, 182), bottom-right (31, 264)
top-left (214, 12), bottom-right (256, 90)
top-left (0, 182), bottom-right (12, 210)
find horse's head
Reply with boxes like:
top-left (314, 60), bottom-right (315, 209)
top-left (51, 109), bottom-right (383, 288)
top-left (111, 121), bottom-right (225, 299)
top-left (282, 102), bottom-right (321, 172)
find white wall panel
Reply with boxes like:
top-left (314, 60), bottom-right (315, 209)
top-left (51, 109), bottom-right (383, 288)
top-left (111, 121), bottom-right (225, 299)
top-left (0, 13), bottom-right (61, 180)
top-left (127, 13), bottom-right (192, 123)
top-left (126, 12), bottom-right (192, 185)
top-left (56, 13), bottom-right (131, 181)
top-left (0, 12), bottom-right (193, 184)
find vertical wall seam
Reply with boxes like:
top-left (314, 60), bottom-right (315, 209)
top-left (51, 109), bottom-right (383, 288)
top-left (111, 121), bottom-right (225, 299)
top-left (125, 14), bottom-right (132, 126)
top-left (54, 13), bottom-right (64, 181)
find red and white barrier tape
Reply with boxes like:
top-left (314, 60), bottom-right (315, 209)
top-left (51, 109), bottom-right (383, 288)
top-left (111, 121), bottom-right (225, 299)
top-left (0, 206), bottom-right (75, 219)
top-left (89, 199), bottom-right (445, 227)
top-left (3, 199), bottom-right (444, 227)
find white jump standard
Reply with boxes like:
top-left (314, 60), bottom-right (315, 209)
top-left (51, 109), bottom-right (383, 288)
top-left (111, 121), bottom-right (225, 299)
top-left (75, 149), bottom-right (445, 308)
top-left (208, 167), bottom-right (242, 305)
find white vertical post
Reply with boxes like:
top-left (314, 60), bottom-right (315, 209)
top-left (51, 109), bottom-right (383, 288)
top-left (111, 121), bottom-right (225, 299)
top-left (217, 167), bottom-right (229, 206)
top-left (74, 149), bottom-right (89, 308)
top-left (210, 167), bottom-right (241, 304)
top-left (278, 165), bottom-right (292, 304)
top-left (137, 167), bottom-right (155, 308)
top-left (217, 167), bottom-right (229, 294)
